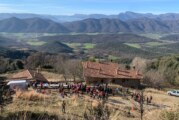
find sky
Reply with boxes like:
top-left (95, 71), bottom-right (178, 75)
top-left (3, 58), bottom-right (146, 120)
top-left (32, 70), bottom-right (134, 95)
top-left (0, 0), bottom-right (179, 15)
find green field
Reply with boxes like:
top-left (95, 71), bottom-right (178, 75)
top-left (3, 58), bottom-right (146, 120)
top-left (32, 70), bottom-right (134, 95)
top-left (145, 42), bottom-right (166, 47)
top-left (108, 55), bottom-right (120, 60)
top-left (27, 41), bottom-right (46, 46)
top-left (124, 43), bottom-right (141, 49)
top-left (65, 43), bottom-right (96, 49)
top-left (64, 43), bottom-right (81, 48)
top-left (139, 33), bottom-right (163, 39)
top-left (83, 43), bottom-right (96, 49)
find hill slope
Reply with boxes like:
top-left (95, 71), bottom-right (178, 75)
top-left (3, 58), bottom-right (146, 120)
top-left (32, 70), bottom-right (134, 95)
top-left (39, 33), bottom-right (155, 43)
top-left (0, 36), bottom-right (19, 47)
top-left (0, 17), bottom-right (70, 33)
top-left (38, 41), bottom-right (73, 53)
top-left (160, 34), bottom-right (179, 41)
top-left (0, 46), bottom-right (29, 59)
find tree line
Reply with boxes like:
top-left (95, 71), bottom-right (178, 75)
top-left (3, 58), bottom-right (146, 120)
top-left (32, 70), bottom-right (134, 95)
top-left (0, 52), bottom-right (83, 81)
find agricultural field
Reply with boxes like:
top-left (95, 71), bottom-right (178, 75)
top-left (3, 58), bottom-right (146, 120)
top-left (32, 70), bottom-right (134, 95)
top-left (124, 43), bottom-right (141, 49)
top-left (64, 43), bottom-right (82, 49)
top-left (108, 55), bottom-right (120, 60)
top-left (83, 43), bottom-right (96, 49)
top-left (144, 42), bottom-right (167, 47)
top-left (27, 41), bottom-right (46, 46)
top-left (1, 32), bottom-right (179, 60)
top-left (139, 33), bottom-right (163, 39)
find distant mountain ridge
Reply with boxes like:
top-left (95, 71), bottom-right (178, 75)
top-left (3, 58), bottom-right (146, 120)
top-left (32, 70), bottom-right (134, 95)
top-left (0, 17), bottom-right (69, 33)
top-left (1, 17), bottom-right (179, 33)
top-left (1, 12), bottom-right (179, 22)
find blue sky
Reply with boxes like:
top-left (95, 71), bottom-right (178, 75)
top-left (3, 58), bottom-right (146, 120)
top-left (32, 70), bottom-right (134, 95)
top-left (0, 0), bottom-right (179, 15)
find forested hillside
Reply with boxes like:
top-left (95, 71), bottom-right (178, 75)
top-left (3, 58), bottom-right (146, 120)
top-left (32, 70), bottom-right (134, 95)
top-left (147, 55), bottom-right (179, 86)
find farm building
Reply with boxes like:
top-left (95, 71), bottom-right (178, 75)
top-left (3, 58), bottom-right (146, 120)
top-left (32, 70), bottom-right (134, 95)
top-left (82, 61), bottom-right (143, 88)
top-left (8, 69), bottom-right (48, 83)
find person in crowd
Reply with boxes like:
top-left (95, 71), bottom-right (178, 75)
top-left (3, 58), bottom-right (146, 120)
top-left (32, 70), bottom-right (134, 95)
top-left (146, 97), bottom-right (149, 105)
top-left (62, 101), bottom-right (66, 113)
top-left (149, 96), bottom-right (153, 103)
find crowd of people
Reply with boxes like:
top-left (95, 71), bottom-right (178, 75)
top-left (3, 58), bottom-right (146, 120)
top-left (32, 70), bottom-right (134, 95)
top-left (59, 83), bottom-right (114, 100)
top-left (33, 82), bottom-right (114, 100)
top-left (32, 82), bottom-right (153, 105)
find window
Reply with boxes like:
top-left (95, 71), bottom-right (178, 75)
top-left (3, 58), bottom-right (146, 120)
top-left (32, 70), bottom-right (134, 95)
top-left (112, 80), bottom-right (115, 83)
top-left (122, 79), bottom-right (125, 83)
top-left (101, 80), bottom-right (104, 83)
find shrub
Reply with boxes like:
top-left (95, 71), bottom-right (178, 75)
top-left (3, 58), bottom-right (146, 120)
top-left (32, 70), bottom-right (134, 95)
top-left (84, 101), bottom-right (110, 120)
top-left (160, 108), bottom-right (179, 120)
top-left (14, 90), bottom-right (49, 101)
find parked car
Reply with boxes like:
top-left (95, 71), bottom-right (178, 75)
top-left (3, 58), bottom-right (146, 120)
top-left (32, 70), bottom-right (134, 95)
top-left (7, 80), bottom-right (28, 91)
top-left (167, 90), bottom-right (179, 97)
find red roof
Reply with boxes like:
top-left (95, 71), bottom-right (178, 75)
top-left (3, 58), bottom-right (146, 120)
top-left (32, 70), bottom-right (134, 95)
top-left (11, 69), bottom-right (48, 82)
top-left (82, 61), bottom-right (142, 79)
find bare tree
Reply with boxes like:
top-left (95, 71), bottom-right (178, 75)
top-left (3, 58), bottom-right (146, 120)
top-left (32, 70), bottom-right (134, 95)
top-left (143, 70), bottom-right (164, 88)
top-left (66, 60), bottom-right (83, 82)
top-left (131, 57), bottom-right (149, 73)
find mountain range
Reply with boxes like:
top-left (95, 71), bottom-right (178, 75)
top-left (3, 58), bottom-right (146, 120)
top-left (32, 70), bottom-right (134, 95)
top-left (0, 17), bottom-right (69, 33)
top-left (1, 12), bottom-right (179, 22)
top-left (1, 17), bottom-right (179, 33)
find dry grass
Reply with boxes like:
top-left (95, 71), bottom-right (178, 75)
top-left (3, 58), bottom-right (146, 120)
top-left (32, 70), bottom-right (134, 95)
top-left (41, 71), bottom-right (64, 81)
top-left (14, 90), bottom-right (49, 101)
top-left (144, 88), bottom-right (179, 108)
top-left (1, 88), bottom-right (179, 120)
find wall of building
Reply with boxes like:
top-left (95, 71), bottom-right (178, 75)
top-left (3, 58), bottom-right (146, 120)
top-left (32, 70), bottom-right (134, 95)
top-left (85, 77), bottom-right (140, 88)
top-left (111, 78), bottom-right (140, 88)
top-left (85, 77), bottom-right (111, 85)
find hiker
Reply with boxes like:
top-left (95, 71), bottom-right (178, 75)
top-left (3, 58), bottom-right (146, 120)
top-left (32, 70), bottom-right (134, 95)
top-left (126, 88), bottom-right (129, 94)
top-left (131, 93), bottom-right (134, 98)
top-left (146, 97), bottom-right (149, 105)
top-left (62, 101), bottom-right (66, 113)
top-left (112, 89), bottom-right (115, 96)
top-left (40, 82), bottom-right (43, 89)
top-left (149, 96), bottom-right (153, 103)
top-left (138, 96), bottom-right (141, 103)
top-left (115, 88), bottom-right (119, 95)
top-left (0, 87), bottom-right (3, 105)
top-left (61, 91), bottom-right (65, 98)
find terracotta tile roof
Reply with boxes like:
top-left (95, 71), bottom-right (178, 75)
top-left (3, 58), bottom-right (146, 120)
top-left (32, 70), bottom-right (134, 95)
top-left (82, 61), bottom-right (142, 79)
top-left (11, 69), bottom-right (48, 82)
